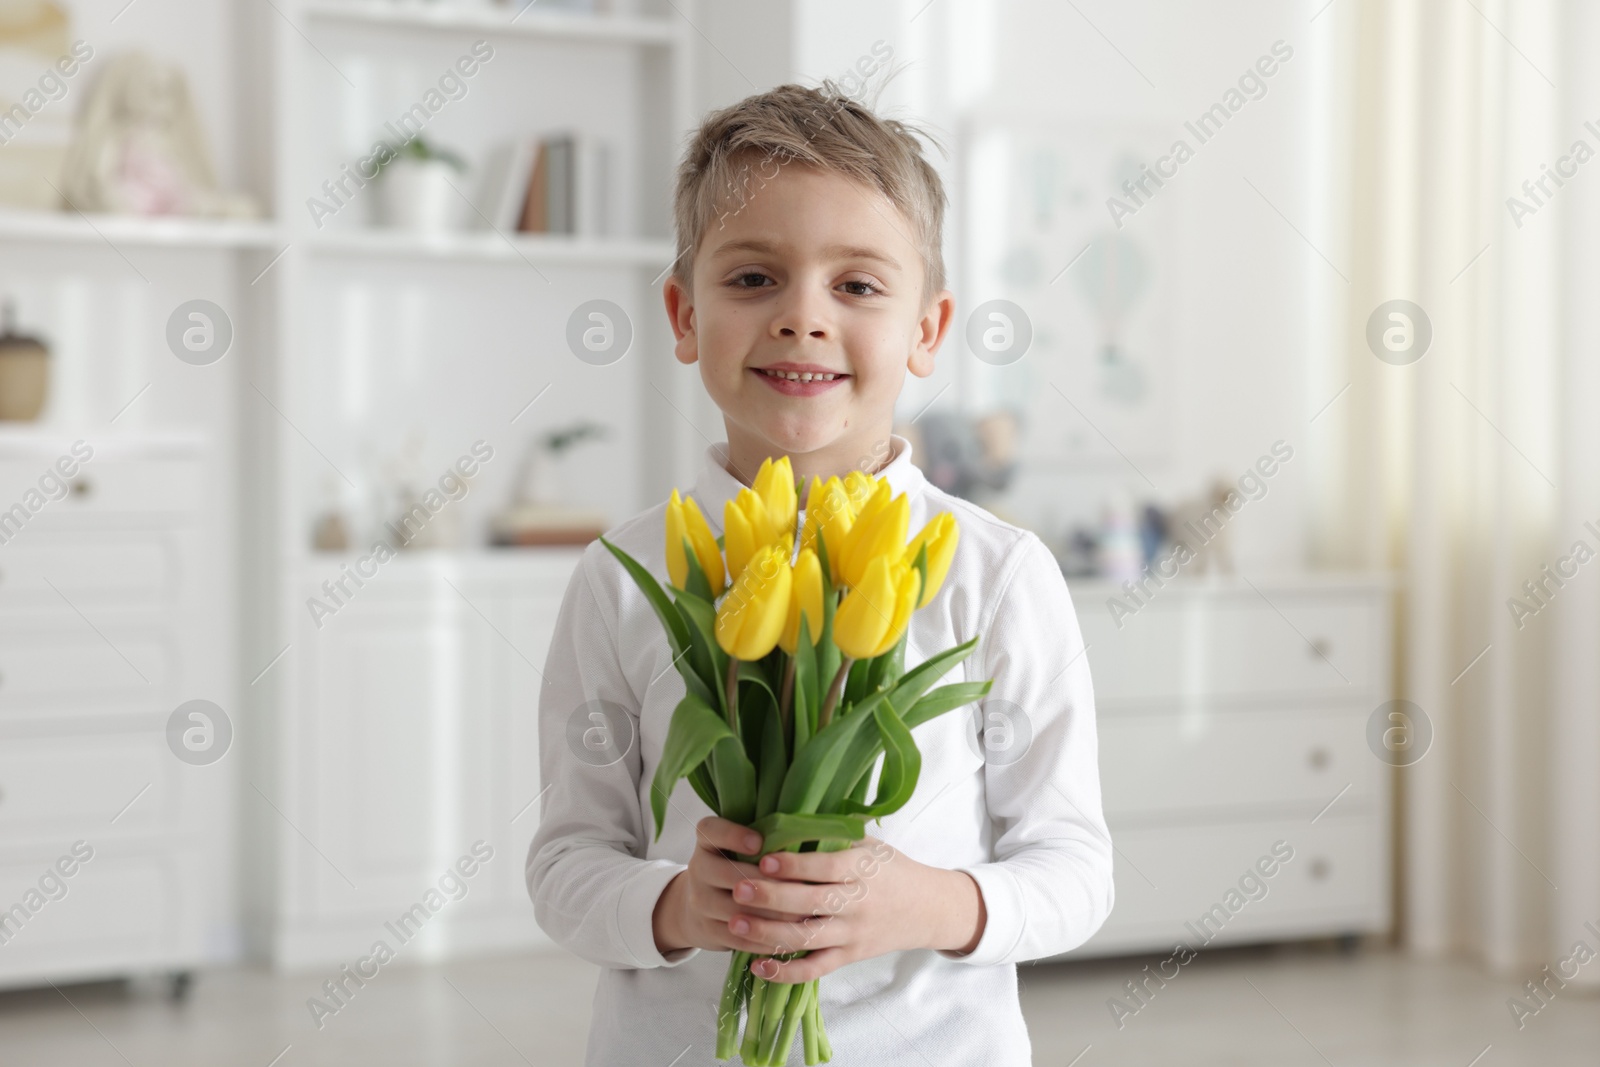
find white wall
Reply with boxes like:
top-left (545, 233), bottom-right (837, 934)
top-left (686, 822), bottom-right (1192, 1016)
top-left (694, 0), bottom-right (1321, 572)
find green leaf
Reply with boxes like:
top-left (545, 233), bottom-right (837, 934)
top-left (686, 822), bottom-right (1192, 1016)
top-left (886, 635), bottom-right (981, 712)
top-left (844, 655), bottom-right (873, 707)
top-left (839, 698), bottom-right (920, 820)
top-left (681, 533), bottom-right (714, 603)
top-left (904, 680), bottom-right (993, 730)
top-left (688, 762), bottom-right (719, 812)
top-left (776, 688), bottom-right (891, 814)
top-left (756, 697), bottom-right (787, 820)
top-left (793, 615), bottom-right (816, 753)
top-left (599, 536), bottom-right (691, 662)
top-left (737, 659), bottom-right (780, 711)
top-left (710, 732), bottom-right (757, 827)
top-left (866, 627), bottom-right (908, 695)
top-left (673, 588), bottom-right (727, 717)
top-left (749, 811), bottom-right (867, 854)
top-left (650, 692), bottom-right (738, 840)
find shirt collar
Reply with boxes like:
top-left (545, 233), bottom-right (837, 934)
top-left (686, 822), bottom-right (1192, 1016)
top-left (689, 433), bottom-right (926, 533)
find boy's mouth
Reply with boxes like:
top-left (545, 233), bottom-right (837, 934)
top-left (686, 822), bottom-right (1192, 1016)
top-left (751, 364), bottom-right (850, 397)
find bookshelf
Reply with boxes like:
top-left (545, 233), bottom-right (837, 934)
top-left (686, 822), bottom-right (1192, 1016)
top-left (243, 0), bottom-right (701, 966)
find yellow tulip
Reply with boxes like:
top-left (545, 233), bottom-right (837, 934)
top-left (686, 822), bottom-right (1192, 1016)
top-left (833, 554), bottom-right (921, 660)
top-left (666, 489), bottom-right (725, 596)
top-left (801, 475), bottom-right (856, 584)
top-left (779, 548), bottom-right (824, 655)
top-left (904, 512), bottom-right (958, 608)
top-left (842, 469), bottom-right (876, 512)
top-left (715, 543), bottom-right (792, 660)
top-left (752, 454), bottom-right (799, 543)
top-left (837, 483), bottom-right (909, 590)
top-left (724, 487), bottom-right (792, 582)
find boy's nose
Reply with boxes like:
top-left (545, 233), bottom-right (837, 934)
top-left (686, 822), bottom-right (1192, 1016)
top-left (771, 288), bottom-right (831, 340)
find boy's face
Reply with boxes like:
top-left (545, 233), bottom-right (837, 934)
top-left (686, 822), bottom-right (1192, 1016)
top-left (664, 161), bottom-right (953, 484)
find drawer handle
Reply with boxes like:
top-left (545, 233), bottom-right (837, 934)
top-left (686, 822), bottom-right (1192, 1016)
top-left (1308, 638), bottom-right (1332, 659)
top-left (1307, 746), bottom-right (1331, 770)
top-left (70, 479), bottom-right (91, 498)
top-left (1310, 858), bottom-right (1332, 881)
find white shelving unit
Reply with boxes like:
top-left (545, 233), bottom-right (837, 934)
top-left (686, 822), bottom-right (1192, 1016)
top-left (243, 0), bottom-right (701, 968)
top-left (0, 209), bottom-right (281, 250)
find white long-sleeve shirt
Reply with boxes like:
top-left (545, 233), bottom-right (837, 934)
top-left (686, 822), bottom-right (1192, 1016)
top-left (526, 433), bottom-right (1114, 1066)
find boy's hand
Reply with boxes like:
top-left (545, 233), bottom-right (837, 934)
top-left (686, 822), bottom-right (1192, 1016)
top-left (652, 816), bottom-right (815, 955)
top-left (721, 835), bottom-right (987, 982)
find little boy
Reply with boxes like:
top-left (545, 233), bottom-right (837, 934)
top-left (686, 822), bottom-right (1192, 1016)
top-left (527, 81), bottom-right (1113, 1065)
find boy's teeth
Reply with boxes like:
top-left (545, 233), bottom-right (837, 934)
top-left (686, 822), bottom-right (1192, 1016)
top-left (762, 368), bottom-right (841, 381)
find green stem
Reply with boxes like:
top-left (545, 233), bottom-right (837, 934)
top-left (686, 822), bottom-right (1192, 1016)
top-left (717, 951), bottom-right (749, 1059)
top-left (772, 980), bottom-right (809, 1064)
top-left (817, 657), bottom-right (852, 731)
top-left (802, 982), bottom-right (819, 1065)
top-left (741, 977), bottom-right (767, 1063)
top-left (815, 990), bottom-right (832, 1062)
top-left (757, 980), bottom-right (794, 1064)
top-left (726, 655), bottom-right (740, 735)
top-left (778, 655), bottom-right (796, 747)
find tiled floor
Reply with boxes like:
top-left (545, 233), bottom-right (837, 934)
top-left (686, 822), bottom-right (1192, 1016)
top-left (1, 942), bottom-right (1595, 1065)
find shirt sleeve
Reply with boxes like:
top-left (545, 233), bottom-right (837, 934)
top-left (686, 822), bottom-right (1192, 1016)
top-left (936, 529), bottom-right (1115, 966)
top-left (525, 540), bottom-right (702, 971)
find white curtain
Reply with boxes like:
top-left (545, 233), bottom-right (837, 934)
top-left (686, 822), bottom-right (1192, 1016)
top-left (1312, 0), bottom-right (1600, 977)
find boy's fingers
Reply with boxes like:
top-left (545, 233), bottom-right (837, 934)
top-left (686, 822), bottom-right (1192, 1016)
top-left (699, 856), bottom-right (764, 890)
top-left (751, 946), bottom-right (847, 983)
top-left (755, 848), bottom-right (857, 884)
top-left (695, 816), bottom-right (763, 856)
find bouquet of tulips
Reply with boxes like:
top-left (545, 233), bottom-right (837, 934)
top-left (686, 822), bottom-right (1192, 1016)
top-left (599, 455), bottom-right (991, 1065)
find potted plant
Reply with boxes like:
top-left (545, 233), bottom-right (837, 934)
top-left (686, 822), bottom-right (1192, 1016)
top-left (372, 136), bottom-right (469, 232)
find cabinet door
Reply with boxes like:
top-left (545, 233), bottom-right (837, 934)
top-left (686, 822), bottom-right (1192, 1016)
top-left (300, 594), bottom-right (496, 916)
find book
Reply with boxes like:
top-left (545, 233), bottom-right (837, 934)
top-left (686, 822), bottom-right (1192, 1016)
top-left (514, 131), bottom-right (611, 237)
top-left (476, 139), bottom-right (538, 232)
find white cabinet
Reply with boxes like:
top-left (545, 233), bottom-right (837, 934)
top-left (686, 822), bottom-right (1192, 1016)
top-left (264, 550), bottom-right (580, 969)
top-left (0, 433), bottom-right (224, 991)
top-left (1061, 575), bottom-right (1394, 958)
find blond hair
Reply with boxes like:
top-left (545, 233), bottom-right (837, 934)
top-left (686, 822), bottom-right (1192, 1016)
top-left (671, 79), bottom-right (948, 307)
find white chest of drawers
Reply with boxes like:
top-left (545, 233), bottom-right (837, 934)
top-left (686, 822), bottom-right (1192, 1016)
top-left (0, 433), bottom-right (224, 991)
top-left (1059, 574), bottom-right (1394, 958)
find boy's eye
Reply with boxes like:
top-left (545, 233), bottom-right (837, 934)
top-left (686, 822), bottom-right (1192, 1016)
top-left (730, 272), bottom-right (772, 288)
top-left (839, 279), bottom-right (883, 297)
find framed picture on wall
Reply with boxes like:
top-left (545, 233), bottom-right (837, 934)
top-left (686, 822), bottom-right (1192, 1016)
top-left (958, 115), bottom-right (1177, 469)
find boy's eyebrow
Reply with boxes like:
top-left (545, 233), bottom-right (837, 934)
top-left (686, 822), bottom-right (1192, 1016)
top-left (710, 238), bottom-right (902, 272)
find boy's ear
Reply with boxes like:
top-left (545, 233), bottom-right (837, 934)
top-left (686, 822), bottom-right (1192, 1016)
top-left (908, 289), bottom-right (955, 379)
top-left (662, 274), bottom-right (698, 366)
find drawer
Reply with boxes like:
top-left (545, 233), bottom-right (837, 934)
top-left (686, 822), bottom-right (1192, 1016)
top-left (1079, 593), bottom-right (1378, 704)
top-left (0, 456), bottom-right (200, 522)
top-left (0, 732), bottom-right (181, 840)
top-left (0, 847), bottom-right (191, 983)
top-left (0, 533), bottom-right (179, 608)
top-left (1099, 708), bottom-right (1378, 821)
top-left (1069, 814), bottom-right (1388, 956)
top-left (0, 623), bottom-right (176, 716)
